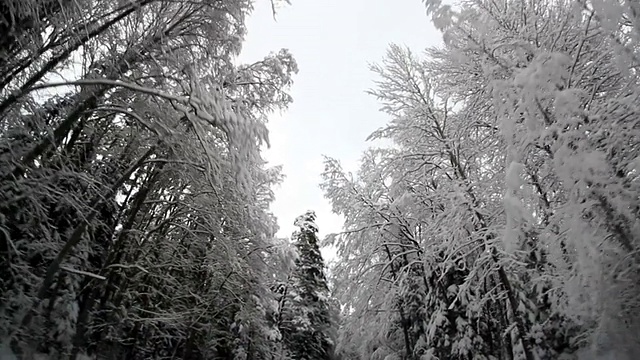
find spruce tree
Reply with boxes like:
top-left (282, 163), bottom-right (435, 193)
top-left (280, 210), bottom-right (335, 359)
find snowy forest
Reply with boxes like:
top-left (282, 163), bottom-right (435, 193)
top-left (0, 0), bottom-right (639, 359)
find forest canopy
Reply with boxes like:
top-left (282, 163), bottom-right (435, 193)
top-left (322, 1), bottom-right (640, 359)
top-left (1, 0), bottom-right (639, 360)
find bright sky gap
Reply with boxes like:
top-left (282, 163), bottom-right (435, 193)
top-left (238, 0), bottom-right (442, 240)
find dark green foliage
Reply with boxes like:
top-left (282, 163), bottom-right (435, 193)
top-left (279, 211), bottom-right (336, 360)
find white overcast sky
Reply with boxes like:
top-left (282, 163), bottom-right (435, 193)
top-left (238, 0), bottom-right (441, 241)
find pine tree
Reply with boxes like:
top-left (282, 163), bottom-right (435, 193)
top-left (280, 211), bottom-right (335, 360)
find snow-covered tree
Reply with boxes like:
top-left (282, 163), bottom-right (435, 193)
top-left (323, 1), bottom-right (640, 359)
top-left (279, 211), bottom-right (336, 360)
top-left (0, 0), bottom-right (298, 358)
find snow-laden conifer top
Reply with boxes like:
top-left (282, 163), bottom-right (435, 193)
top-left (293, 210), bottom-right (319, 233)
